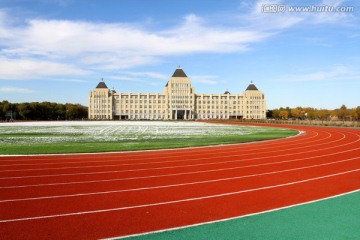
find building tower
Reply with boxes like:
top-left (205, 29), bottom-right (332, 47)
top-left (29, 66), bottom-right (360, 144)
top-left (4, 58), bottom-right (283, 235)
top-left (88, 79), bottom-right (113, 120)
top-left (163, 67), bottom-right (195, 120)
top-left (243, 81), bottom-right (266, 119)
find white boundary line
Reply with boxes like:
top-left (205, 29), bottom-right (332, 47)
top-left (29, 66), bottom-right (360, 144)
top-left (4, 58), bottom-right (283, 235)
top-left (0, 130), bottom-right (324, 170)
top-left (0, 131), bottom-right (337, 173)
top-left (1, 146), bottom-right (359, 189)
top-left (1, 123), bottom-right (359, 240)
top-left (106, 188), bottom-right (360, 240)
top-left (1, 155), bottom-right (359, 203)
top-left (0, 130), bottom-right (310, 166)
top-left (0, 129), bottom-right (307, 162)
top-left (0, 168), bottom-right (359, 223)
top-left (0, 124), bottom-right (305, 158)
top-left (1, 131), bottom-right (357, 180)
top-left (3, 129), bottom-right (352, 174)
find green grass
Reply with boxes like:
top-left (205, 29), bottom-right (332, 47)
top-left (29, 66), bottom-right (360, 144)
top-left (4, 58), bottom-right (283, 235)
top-left (0, 129), bottom-right (297, 155)
top-left (121, 190), bottom-right (360, 240)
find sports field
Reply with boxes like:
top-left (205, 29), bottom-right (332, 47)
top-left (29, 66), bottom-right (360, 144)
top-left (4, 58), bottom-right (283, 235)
top-left (0, 121), bottom-right (296, 154)
top-left (0, 123), bottom-right (359, 239)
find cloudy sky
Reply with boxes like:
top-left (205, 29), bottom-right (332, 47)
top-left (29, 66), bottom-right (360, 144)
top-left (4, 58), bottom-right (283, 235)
top-left (0, 0), bottom-right (359, 109)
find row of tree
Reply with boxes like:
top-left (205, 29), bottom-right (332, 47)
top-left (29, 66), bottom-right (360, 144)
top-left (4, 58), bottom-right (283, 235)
top-left (267, 105), bottom-right (360, 121)
top-left (1, 100), bottom-right (359, 121)
top-left (0, 101), bottom-right (88, 121)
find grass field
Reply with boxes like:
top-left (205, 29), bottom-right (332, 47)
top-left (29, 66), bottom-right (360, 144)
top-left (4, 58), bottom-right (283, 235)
top-left (0, 121), bottom-right (298, 155)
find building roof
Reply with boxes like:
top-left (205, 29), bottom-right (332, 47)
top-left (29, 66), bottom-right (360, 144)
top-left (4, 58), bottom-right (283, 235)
top-left (96, 79), bottom-right (108, 89)
top-left (172, 67), bottom-right (188, 77)
top-left (245, 82), bottom-right (258, 91)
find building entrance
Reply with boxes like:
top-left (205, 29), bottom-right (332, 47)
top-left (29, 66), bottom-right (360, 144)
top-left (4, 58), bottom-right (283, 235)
top-left (177, 110), bottom-right (185, 120)
top-left (172, 110), bottom-right (192, 120)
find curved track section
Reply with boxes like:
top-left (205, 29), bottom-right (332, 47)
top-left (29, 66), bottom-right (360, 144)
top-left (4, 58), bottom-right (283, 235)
top-left (0, 124), bottom-right (359, 239)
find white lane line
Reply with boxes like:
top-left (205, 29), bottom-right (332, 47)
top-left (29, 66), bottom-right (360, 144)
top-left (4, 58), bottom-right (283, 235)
top-left (107, 188), bottom-right (360, 240)
top-left (1, 147), bottom-right (360, 189)
top-left (0, 127), bottom-right (307, 160)
top-left (1, 156), bottom-right (359, 203)
top-left (0, 131), bottom-right (347, 173)
top-left (0, 132), bottom-right (329, 172)
top-left (0, 129), bottom-right (313, 163)
top-left (0, 130), bottom-right (305, 160)
top-left (0, 130), bottom-right (313, 168)
top-left (1, 168), bottom-right (359, 223)
top-left (0, 132), bottom-right (358, 180)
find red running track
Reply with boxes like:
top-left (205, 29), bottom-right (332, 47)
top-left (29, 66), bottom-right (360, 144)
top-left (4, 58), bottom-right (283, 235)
top-left (0, 124), bottom-right (360, 239)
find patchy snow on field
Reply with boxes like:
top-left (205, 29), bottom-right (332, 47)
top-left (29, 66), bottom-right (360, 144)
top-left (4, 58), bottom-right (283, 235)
top-left (0, 121), bottom-right (271, 144)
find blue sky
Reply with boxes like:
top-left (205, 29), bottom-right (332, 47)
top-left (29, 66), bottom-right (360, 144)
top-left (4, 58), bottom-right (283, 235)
top-left (0, 0), bottom-right (359, 109)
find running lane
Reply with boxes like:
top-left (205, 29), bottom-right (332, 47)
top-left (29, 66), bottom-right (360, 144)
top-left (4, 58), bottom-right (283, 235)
top-left (0, 124), bottom-right (359, 239)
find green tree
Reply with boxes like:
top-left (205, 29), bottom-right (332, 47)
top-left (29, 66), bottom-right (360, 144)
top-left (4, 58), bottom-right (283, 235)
top-left (0, 101), bottom-right (88, 120)
top-left (272, 109), bottom-right (280, 119)
top-left (17, 103), bottom-right (31, 120)
top-left (55, 104), bottom-right (66, 120)
top-left (1, 101), bottom-right (10, 119)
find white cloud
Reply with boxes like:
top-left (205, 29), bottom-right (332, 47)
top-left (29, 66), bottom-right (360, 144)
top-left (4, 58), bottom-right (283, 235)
top-left (191, 75), bottom-right (219, 85)
top-left (0, 87), bottom-right (35, 93)
top-left (109, 76), bottom-right (144, 82)
top-left (0, 57), bottom-right (88, 80)
top-left (275, 65), bottom-right (360, 82)
top-left (244, 0), bottom-right (304, 30)
top-left (30, 15), bottom-right (262, 56)
top-left (310, 0), bottom-right (355, 24)
top-left (109, 71), bottom-right (167, 85)
top-left (0, 1), bottom-right (356, 81)
top-left (162, 14), bottom-right (268, 53)
top-left (50, 78), bottom-right (87, 83)
top-left (242, 0), bottom-right (355, 31)
top-left (0, 9), bottom-right (13, 39)
top-left (124, 71), bottom-right (168, 80)
top-left (0, 10), bottom-right (269, 74)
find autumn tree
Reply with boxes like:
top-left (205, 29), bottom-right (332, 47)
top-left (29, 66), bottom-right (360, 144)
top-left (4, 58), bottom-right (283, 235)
top-left (356, 106), bottom-right (360, 121)
top-left (308, 108), bottom-right (316, 120)
top-left (317, 109), bottom-right (330, 122)
top-left (291, 107), bottom-right (304, 119)
top-left (336, 105), bottom-right (349, 121)
top-left (279, 110), bottom-right (289, 120)
top-left (350, 106), bottom-right (360, 121)
top-left (268, 106), bottom-right (359, 122)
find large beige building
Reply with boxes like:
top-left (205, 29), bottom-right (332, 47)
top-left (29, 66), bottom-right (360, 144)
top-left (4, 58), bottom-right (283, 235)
top-left (88, 67), bottom-right (266, 120)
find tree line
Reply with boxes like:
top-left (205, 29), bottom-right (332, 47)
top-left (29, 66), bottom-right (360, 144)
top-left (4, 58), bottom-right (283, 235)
top-left (1, 100), bottom-right (359, 122)
top-left (267, 105), bottom-right (360, 121)
top-left (0, 101), bottom-right (88, 121)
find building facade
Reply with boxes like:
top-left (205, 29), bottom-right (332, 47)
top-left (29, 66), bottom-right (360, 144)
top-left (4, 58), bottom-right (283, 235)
top-left (88, 67), bottom-right (266, 120)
